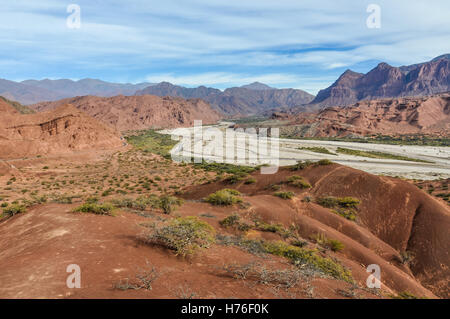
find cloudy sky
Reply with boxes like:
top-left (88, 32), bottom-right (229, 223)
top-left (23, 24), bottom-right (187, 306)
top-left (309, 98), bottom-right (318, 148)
top-left (1, 0), bottom-right (449, 94)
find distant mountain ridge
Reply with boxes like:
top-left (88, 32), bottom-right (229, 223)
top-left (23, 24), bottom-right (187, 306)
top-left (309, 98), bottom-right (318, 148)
top-left (311, 54), bottom-right (450, 107)
top-left (135, 82), bottom-right (315, 116)
top-left (0, 78), bottom-right (154, 105)
top-left (240, 82), bottom-right (274, 90)
top-left (2, 54), bottom-right (449, 114)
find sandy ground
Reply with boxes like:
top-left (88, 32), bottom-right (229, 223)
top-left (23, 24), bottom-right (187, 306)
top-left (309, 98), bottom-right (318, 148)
top-left (163, 123), bottom-right (450, 180)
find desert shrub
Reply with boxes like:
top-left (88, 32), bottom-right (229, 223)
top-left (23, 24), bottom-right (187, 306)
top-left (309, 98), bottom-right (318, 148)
top-left (312, 233), bottom-right (345, 252)
top-left (244, 177), bottom-right (257, 184)
top-left (111, 195), bottom-right (175, 212)
top-left (274, 191), bottom-right (295, 199)
top-left (50, 194), bottom-right (75, 204)
top-left (290, 160), bottom-right (314, 171)
top-left (205, 189), bottom-right (242, 206)
top-left (73, 202), bottom-right (114, 215)
top-left (286, 175), bottom-right (312, 189)
top-left (291, 239), bottom-right (308, 248)
top-left (269, 184), bottom-right (281, 191)
top-left (113, 263), bottom-right (159, 291)
top-left (327, 239), bottom-right (345, 252)
top-left (219, 213), bottom-right (251, 231)
top-left (316, 159), bottom-right (333, 166)
top-left (391, 291), bottom-right (423, 299)
top-left (254, 222), bottom-right (292, 238)
top-left (101, 188), bottom-right (114, 197)
top-left (32, 194), bottom-right (47, 203)
top-left (85, 196), bottom-right (99, 204)
top-left (315, 196), bottom-right (360, 220)
top-left (222, 263), bottom-right (302, 289)
top-left (142, 216), bottom-right (215, 256)
top-left (219, 213), bottom-right (240, 227)
top-left (159, 195), bottom-right (183, 214)
top-left (332, 208), bottom-right (356, 221)
top-left (316, 196), bottom-right (361, 208)
top-left (1, 202), bottom-right (8, 208)
top-left (194, 161), bottom-right (256, 176)
top-left (2, 204), bottom-right (26, 218)
top-left (223, 174), bottom-right (246, 184)
top-left (223, 237), bottom-right (268, 256)
top-left (400, 251), bottom-right (415, 265)
top-left (263, 241), bottom-right (353, 283)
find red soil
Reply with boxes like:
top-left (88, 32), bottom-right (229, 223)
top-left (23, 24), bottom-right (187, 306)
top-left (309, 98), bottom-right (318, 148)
top-left (0, 159), bottom-right (448, 299)
top-left (184, 164), bottom-right (450, 297)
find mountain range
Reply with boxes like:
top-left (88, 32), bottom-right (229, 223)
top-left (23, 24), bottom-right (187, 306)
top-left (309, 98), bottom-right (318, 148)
top-left (134, 82), bottom-right (315, 116)
top-left (311, 54), bottom-right (450, 107)
top-left (1, 54), bottom-right (449, 115)
top-left (0, 79), bottom-right (153, 105)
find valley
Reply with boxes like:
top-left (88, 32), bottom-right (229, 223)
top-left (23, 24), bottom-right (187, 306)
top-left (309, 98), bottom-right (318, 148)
top-left (164, 122), bottom-right (450, 180)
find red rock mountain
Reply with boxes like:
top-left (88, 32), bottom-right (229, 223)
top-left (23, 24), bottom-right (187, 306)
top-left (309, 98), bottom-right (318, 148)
top-left (31, 95), bottom-right (222, 131)
top-left (312, 55), bottom-right (450, 107)
top-left (0, 103), bottom-right (124, 159)
top-left (286, 94), bottom-right (450, 137)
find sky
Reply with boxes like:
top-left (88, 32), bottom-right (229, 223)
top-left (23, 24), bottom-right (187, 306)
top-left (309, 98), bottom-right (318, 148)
top-left (1, 0), bottom-right (449, 94)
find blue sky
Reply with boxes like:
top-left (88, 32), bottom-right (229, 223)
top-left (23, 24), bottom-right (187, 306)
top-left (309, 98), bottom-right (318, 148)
top-left (1, 0), bottom-right (449, 94)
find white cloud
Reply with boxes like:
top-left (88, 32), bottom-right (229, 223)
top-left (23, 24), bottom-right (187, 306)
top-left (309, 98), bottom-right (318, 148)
top-left (0, 0), bottom-right (449, 90)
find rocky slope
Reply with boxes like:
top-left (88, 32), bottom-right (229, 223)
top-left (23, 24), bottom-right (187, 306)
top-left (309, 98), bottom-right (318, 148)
top-left (31, 94), bottom-right (222, 131)
top-left (0, 103), bottom-right (124, 159)
top-left (183, 164), bottom-right (450, 298)
top-left (283, 94), bottom-right (450, 138)
top-left (312, 54), bottom-right (450, 107)
top-left (135, 82), bottom-right (315, 116)
top-left (0, 161), bottom-right (448, 298)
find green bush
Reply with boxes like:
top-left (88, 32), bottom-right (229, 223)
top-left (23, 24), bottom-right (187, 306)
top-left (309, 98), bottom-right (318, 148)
top-left (219, 213), bottom-right (251, 231)
top-left (223, 174), bottom-right (245, 184)
top-left (205, 189), bottom-right (242, 206)
top-left (2, 204), bottom-right (26, 218)
top-left (316, 159), bottom-right (333, 166)
top-left (263, 241), bottom-right (353, 283)
top-left (85, 196), bottom-right (99, 204)
top-left (274, 191), bottom-right (295, 199)
top-left (159, 195), bottom-right (183, 214)
top-left (255, 222), bottom-right (292, 238)
top-left (244, 177), bottom-right (257, 184)
top-left (392, 291), bottom-right (424, 299)
top-left (111, 195), bottom-right (160, 211)
top-left (73, 202), bottom-right (114, 215)
top-left (290, 160), bottom-right (314, 171)
top-left (143, 216), bottom-right (215, 256)
top-left (312, 233), bottom-right (345, 252)
top-left (327, 239), bottom-right (345, 252)
top-left (286, 176), bottom-right (312, 189)
top-left (51, 194), bottom-right (77, 204)
top-left (316, 196), bottom-right (360, 209)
